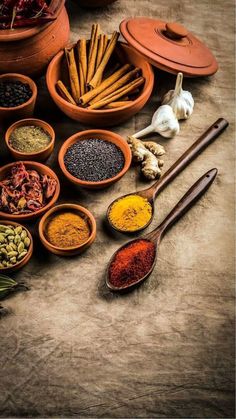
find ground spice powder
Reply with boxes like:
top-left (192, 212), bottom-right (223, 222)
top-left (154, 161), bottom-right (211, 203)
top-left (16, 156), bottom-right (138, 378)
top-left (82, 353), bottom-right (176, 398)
top-left (109, 239), bottom-right (156, 288)
top-left (46, 211), bottom-right (90, 248)
top-left (108, 195), bottom-right (152, 232)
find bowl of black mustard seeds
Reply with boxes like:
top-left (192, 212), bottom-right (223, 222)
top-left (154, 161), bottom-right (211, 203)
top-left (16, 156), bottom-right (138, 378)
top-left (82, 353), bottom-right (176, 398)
top-left (58, 129), bottom-right (132, 189)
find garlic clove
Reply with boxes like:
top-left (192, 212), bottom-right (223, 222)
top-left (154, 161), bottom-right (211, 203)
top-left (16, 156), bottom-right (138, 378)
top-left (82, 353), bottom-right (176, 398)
top-left (162, 72), bottom-right (194, 120)
top-left (153, 105), bottom-right (180, 138)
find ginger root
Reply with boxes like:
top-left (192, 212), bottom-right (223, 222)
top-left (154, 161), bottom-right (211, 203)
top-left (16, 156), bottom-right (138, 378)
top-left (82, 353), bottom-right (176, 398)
top-left (127, 136), bottom-right (165, 180)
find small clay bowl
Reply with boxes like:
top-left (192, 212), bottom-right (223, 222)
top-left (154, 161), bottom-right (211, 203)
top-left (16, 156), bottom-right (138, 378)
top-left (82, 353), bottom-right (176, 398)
top-left (0, 220), bottom-right (33, 273)
top-left (0, 161), bottom-right (60, 221)
top-left (46, 42), bottom-right (154, 127)
top-left (39, 203), bottom-right (96, 256)
top-left (58, 129), bottom-right (132, 189)
top-left (0, 73), bottom-right (37, 123)
top-left (5, 118), bottom-right (55, 162)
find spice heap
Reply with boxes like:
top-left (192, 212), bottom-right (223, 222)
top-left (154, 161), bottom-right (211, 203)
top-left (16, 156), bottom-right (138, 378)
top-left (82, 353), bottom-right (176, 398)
top-left (108, 239), bottom-right (156, 288)
top-left (0, 162), bottom-right (57, 214)
top-left (108, 195), bottom-right (152, 232)
top-left (56, 23), bottom-right (145, 110)
top-left (9, 125), bottom-right (51, 153)
top-left (64, 138), bottom-right (125, 182)
top-left (0, 81), bottom-right (32, 108)
top-left (0, 224), bottom-right (31, 269)
top-left (45, 211), bottom-right (90, 248)
top-left (0, 0), bottom-right (56, 29)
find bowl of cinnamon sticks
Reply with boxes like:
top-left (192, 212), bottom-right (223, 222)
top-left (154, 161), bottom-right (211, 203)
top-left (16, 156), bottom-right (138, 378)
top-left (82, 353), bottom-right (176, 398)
top-left (46, 24), bottom-right (154, 127)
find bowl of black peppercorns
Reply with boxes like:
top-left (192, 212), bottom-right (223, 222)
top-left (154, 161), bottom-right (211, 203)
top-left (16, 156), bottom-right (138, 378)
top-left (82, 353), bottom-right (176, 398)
top-left (0, 73), bottom-right (37, 123)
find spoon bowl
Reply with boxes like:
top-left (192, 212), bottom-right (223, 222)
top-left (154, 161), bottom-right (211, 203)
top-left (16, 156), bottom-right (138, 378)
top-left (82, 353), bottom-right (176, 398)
top-left (106, 168), bottom-right (217, 292)
top-left (106, 189), bottom-right (155, 234)
top-left (107, 118), bottom-right (228, 234)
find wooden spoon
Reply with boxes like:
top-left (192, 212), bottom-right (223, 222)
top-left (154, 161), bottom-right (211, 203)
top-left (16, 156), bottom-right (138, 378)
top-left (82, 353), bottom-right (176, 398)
top-left (107, 118), bottom-right (228, 233)
top-left (106, 168), bottom-right (217, 292)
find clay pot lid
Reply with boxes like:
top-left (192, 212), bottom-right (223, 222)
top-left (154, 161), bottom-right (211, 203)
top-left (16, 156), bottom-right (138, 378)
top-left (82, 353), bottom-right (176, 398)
top-left (120, 17), bottom-right (218, 77)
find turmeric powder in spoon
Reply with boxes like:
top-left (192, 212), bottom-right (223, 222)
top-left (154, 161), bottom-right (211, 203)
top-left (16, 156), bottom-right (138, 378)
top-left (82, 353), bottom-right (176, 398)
top-left (108, 195), bottom-right (152, 232)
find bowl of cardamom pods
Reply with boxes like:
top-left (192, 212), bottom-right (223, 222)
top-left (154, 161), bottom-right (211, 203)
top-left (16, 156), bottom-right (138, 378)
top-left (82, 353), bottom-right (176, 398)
top-left (0, 221), bottom-right (33, 272)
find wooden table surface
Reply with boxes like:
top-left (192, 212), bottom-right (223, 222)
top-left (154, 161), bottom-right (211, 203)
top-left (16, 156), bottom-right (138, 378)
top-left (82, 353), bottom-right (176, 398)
top-left (0, 0), bottom-right (235, 417)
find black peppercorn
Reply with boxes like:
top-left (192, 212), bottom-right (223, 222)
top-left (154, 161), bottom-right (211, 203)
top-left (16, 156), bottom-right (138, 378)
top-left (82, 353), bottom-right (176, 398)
top-left (0, 81), bottom-right (32, 108)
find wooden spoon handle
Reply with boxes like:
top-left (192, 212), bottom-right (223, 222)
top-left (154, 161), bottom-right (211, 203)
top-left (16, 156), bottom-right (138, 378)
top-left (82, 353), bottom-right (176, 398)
top-left (146, 168), bottom-right (217, 242)
top-left (149, 118), bottom-right (228, 199)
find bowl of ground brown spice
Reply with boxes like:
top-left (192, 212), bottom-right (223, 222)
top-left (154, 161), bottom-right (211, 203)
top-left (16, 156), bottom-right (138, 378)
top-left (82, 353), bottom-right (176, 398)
top-left (39, 203), bottom-right (97, 256)
top-left (5, 118), bottom-right (55, 162)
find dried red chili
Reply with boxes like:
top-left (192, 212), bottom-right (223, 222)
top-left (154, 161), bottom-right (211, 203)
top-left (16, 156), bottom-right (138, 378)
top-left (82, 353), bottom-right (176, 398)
top-left (108, 239), bottom-right (156, 288)
top-left (0, 162), bottom-right (57, 214)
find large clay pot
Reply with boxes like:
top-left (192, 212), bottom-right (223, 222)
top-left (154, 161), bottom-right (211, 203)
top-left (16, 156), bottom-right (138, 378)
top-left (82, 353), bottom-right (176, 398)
top-left (0, 1), bottom-right (70, 77)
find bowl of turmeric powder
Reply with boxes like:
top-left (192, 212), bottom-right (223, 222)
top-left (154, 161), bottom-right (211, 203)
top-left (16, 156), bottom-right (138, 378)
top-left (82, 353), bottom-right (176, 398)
top-left (38, 203), bottom-right (96, 256)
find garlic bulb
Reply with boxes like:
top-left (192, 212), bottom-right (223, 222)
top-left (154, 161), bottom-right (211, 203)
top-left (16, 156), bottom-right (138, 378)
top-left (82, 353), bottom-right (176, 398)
top-left (162, 72), bottom-right (194, 120)
top-left (134, 104), bottom-right (179, 139)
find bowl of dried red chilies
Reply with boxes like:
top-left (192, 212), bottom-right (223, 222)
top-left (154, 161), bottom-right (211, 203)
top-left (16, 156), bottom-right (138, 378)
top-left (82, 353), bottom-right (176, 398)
top-left (0, 1), bottom-right (69, 76)
top-left (0, 161), bottom-right (60, 221)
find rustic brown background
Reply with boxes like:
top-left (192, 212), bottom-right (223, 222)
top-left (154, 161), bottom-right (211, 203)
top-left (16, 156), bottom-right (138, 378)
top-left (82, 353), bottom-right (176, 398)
top-left (0, 0), bottom-right (235, 417)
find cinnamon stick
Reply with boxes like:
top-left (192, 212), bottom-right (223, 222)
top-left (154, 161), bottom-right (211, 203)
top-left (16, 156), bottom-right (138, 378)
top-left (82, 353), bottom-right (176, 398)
top-left (65, 47), bottom-right (80, 102)
top-left (89, 67), bottom-right (140, 105)
top-left (87, 23), bottom-right (100, 84)
top-left (88, 77), bottom-right (144, 109)
top-left (56, 80), bottom-right (76, 105)
top-left (77, 39), bottom-right (87, 96)
top-left (89, 31), bottom-right (120, 89)
top-left (105, 101), bottom-right (132, 109)
top-left (79, 64), bottom-right (131, 106)
top-left (96, 34), bottom-right (104, 70)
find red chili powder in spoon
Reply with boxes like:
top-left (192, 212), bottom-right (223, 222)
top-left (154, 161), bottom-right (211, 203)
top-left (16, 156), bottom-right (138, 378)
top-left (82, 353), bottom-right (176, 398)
top-left (108, 239), bottom-right (156, 288)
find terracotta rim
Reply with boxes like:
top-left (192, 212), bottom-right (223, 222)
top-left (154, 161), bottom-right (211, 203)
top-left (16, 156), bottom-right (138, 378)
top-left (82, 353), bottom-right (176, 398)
top-left (0, 161), bottom-right (60, 220)
top-left (0, 73), bottom-right (37, 112)
top-left (5, 118), bottom-right (55, 158)
top-left (0, 220), bottom-right (33, 272)
top-left (46, 42), bottom-right (154, 115)
top-left (0, 0), bottom-right (65, 42)
top-left (39, 203), bottom-right (97, 251)
top-left (58, 129), bottom-right (132, 187)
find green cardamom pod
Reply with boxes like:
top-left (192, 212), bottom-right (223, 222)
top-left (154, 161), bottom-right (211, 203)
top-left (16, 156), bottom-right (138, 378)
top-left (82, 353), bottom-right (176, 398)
top-left (0, 225), bottom-right (8, 232)
top-left (14, 234), bottom-right (21, 244)
top-left (8, 235), bottom-right (14, 242)
top-left (5, 229), bottom-right (15, 236)
top-left (17, 242), bottom-right (25, 253)
top-left (18, 250), bottom-right (27, 260)
top-left (9, 257), bottom-right (16, 264)
top-left (24, 237), bottom-right (30, 248)
top-left (7, 251), bottom-right (18, 258)
top-left (0, 234), bottom-right (5, 243)
top-left (15, 226), bottom-right (22, 235)
top-left (6, 245), bottom-right (13, 252)
top-left (20, 230), bottom-right (27, 240)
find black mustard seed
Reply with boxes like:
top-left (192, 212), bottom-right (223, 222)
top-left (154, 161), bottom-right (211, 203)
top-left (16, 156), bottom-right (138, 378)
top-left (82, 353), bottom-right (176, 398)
top-left (64, 138), bottom-right (125, 182)
top-left (0, 81), bottom-right (32, 108)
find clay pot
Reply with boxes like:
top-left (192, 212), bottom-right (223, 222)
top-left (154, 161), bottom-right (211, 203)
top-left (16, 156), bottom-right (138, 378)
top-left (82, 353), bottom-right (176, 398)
top-left (78, 0), bottom-right (118, 7)
top-left (58, 129), bottom-right (132, 189)
top-left (46, 42), bottom-right (154, 127)
top-left (39, 203), bottom-right (97, 256)
top-left (0, 1), bottom-right (70, 77)
top-left (5, 118), bottom-right (55, 162)
top-left (0, 220), bottom-right (33, 273)
top-left (0, 161), bottom-right (60, 221)
top-left (0, 73), bottom-right (37, 123)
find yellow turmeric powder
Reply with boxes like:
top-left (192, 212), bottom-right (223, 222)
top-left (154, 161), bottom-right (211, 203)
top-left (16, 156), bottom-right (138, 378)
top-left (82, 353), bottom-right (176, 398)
top-left (108, 195), bottom-right (152, 232)
top-left (46, 211), bottom-right (90, 248)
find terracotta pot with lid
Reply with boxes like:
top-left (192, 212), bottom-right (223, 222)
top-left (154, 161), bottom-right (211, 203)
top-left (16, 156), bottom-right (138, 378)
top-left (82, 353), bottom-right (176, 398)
top-left (0, 0), bottom-right (70, 77)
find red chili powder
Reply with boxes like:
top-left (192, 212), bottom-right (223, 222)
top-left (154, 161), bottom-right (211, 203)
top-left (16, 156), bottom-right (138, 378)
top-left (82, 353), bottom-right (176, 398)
top-left (109, 239), bottom-right (156, 288)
